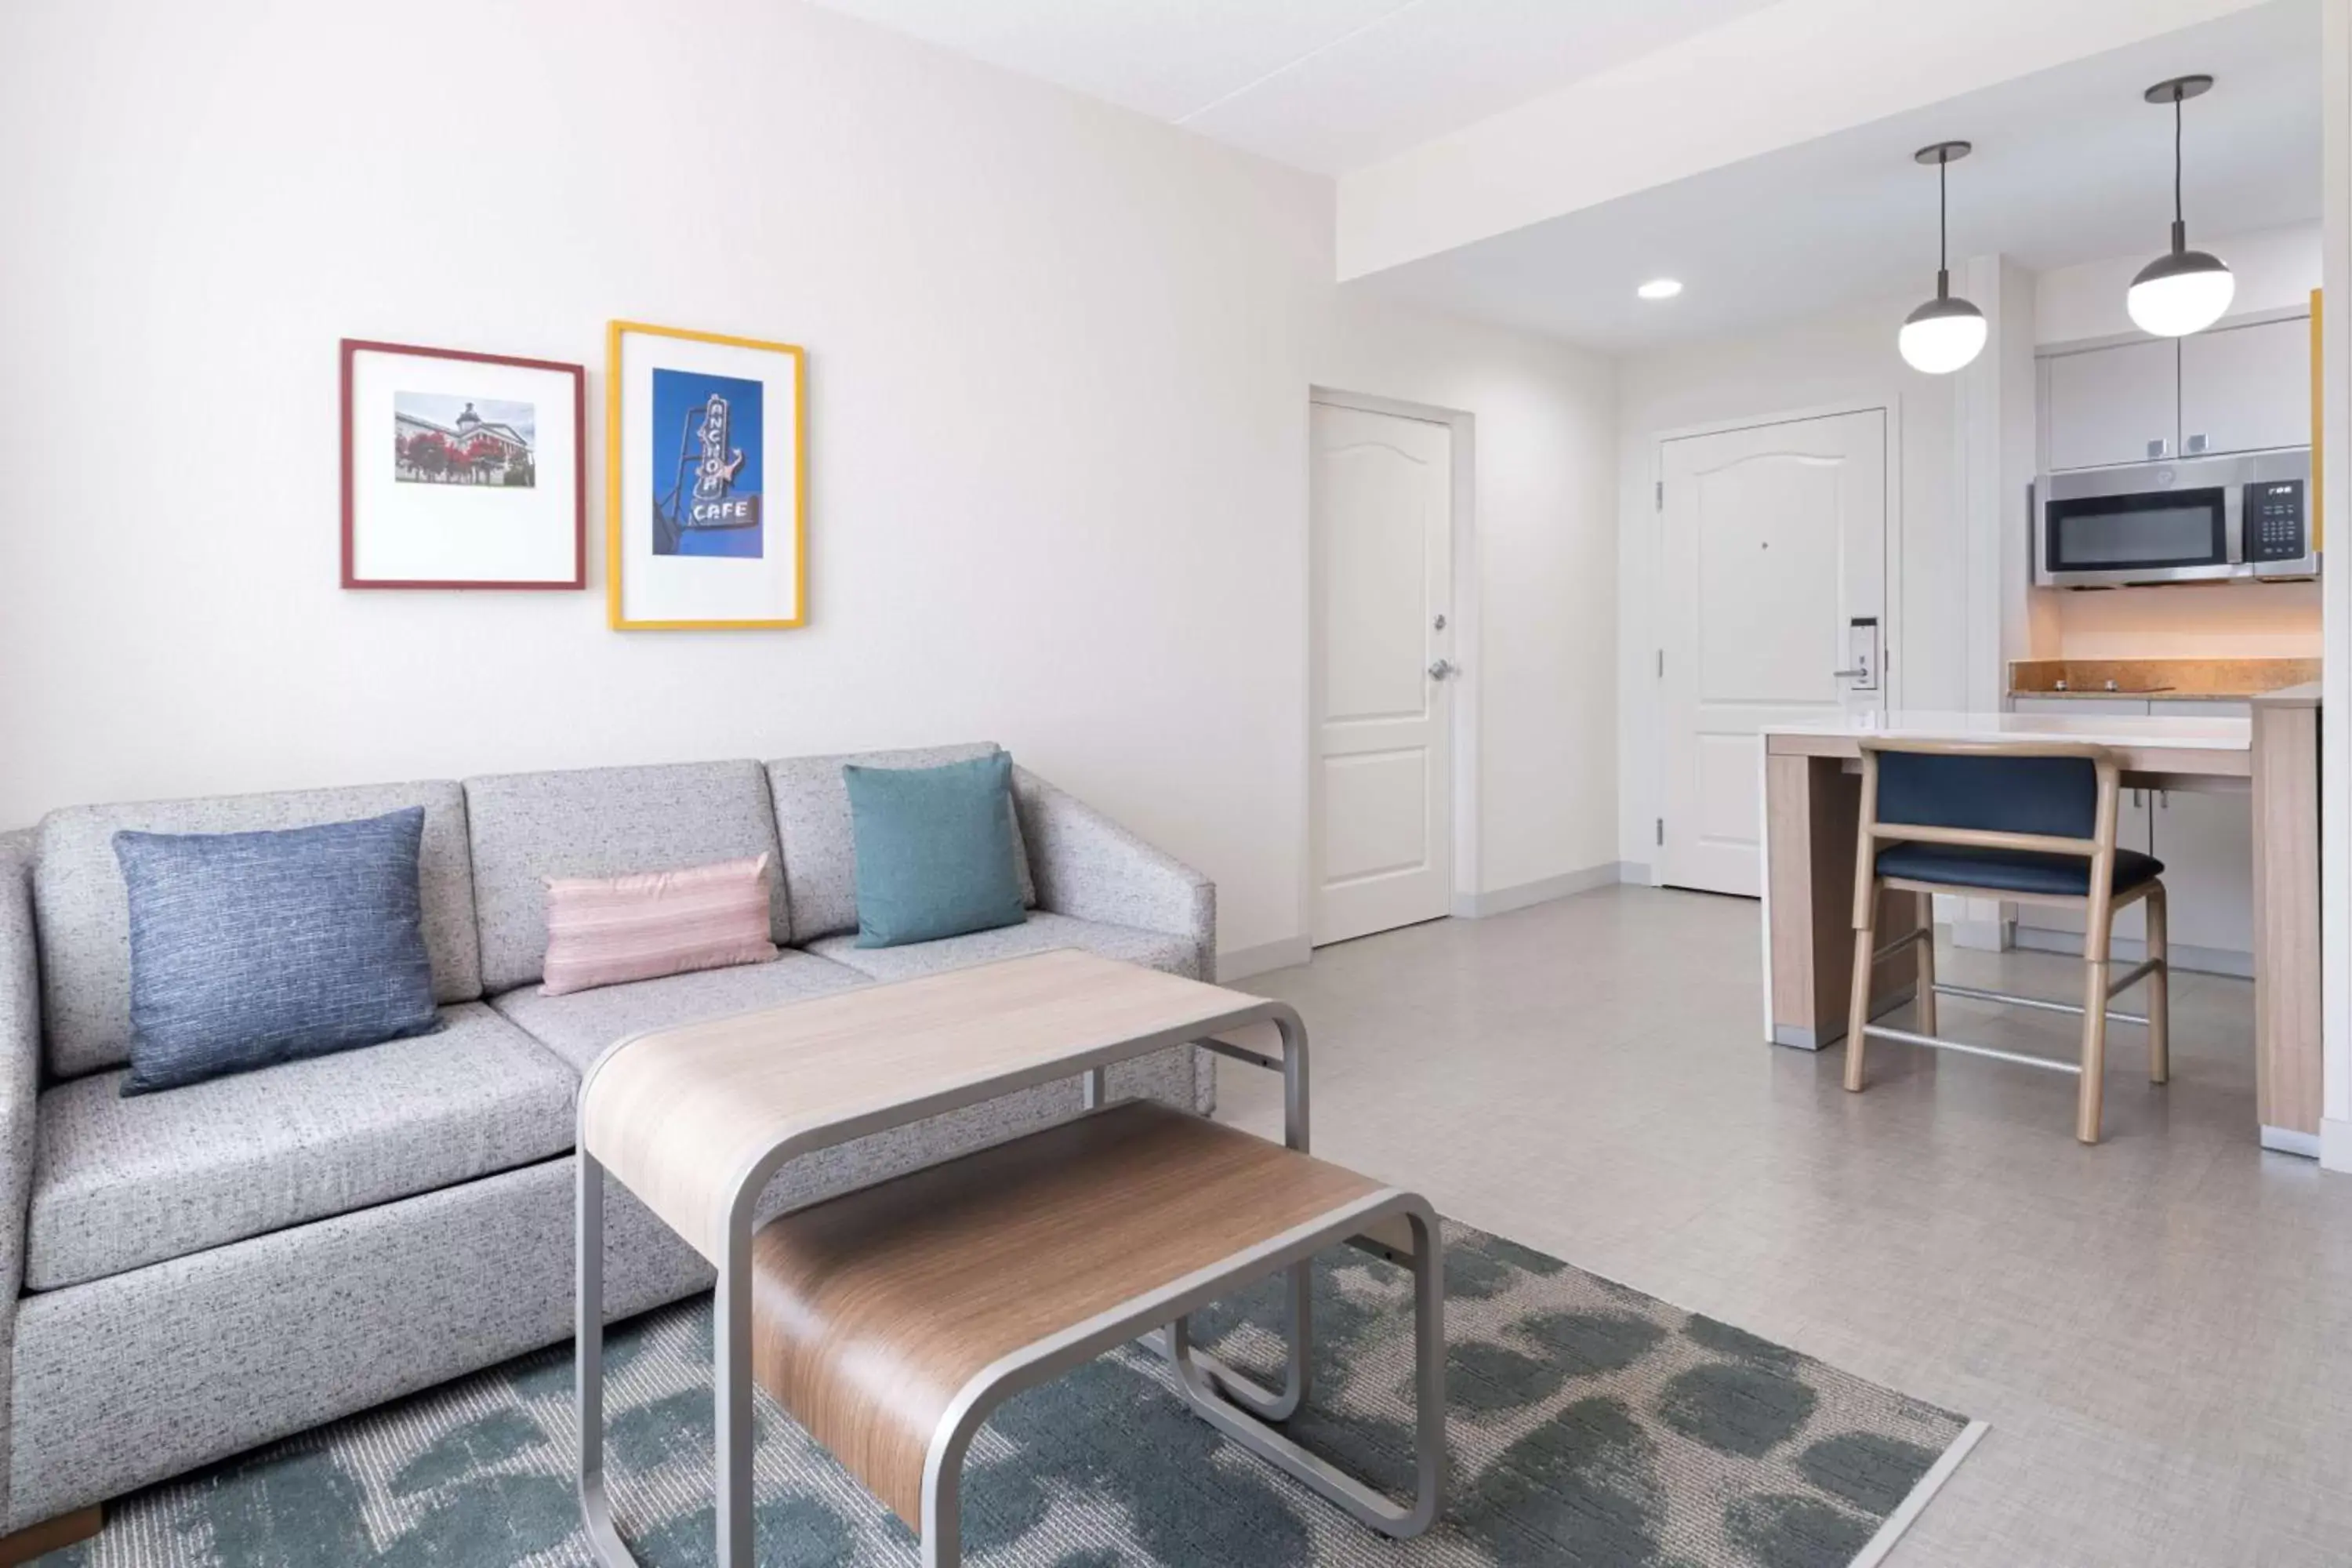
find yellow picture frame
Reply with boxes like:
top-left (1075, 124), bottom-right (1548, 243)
top-left (605, 319), bottom-right (808, 630)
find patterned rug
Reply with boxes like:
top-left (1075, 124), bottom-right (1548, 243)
top-left (42, 1224), bottom-right (1977, 1568)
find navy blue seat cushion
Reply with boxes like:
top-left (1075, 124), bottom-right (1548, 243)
top-left (1875, 841), bottom-right (2163, 898)
top-left (111, 808), bottom-right (442, 1095)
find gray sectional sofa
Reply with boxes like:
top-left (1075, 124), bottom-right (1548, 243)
top-left (0, 743), bottom-right (1215, 1537)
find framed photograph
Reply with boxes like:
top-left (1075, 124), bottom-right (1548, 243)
top-left (340, 339), bottom-right (586, 589)
top-left (607, 320), bottom-right (808, 630)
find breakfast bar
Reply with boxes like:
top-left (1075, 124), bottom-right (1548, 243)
top-left (1760, 691), bottom-right (2321, 1152)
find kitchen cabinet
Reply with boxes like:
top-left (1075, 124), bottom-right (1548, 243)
top-left (2003, 696), bottom-right (2253, 972)
top-left (2151, 787), bottom-right (2253, 964)
top-left (2042, 313), bottom-right (2310, 472)
top-left (2045, 339), bottom-right (2181, 470)
top-left (2147, 699), bottom-right (2254, 968)
top-left (2009, 698), bottom-right (2147, 946)
top-left (2180, 317), bottom-right (2311, 458)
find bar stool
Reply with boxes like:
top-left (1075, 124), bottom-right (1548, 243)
top-left (1843, 739), bottom-right (2169, 1144)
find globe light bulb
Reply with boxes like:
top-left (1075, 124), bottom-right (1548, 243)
top-left (2127, 244), bottom-right (2235, 337)
top-left (1899, 290), bottom-right (1987, 376)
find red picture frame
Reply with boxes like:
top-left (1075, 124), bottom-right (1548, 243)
top-left (340, 338), bottom-right (587, 590)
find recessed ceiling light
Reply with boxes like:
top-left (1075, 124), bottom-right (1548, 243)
top-left (1637, 278), bottom-right (1683, 300)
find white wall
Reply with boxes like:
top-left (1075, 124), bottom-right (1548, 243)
top-left (1612, 292), bottom-right (1966, 869)
top-left (2036, 223), bottom-right (2321, 345)
top-left (0, 0), bottom-right (1621, 968)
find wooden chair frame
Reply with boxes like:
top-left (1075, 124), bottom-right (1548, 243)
top-left (1844, 738), bottom-right (2169, 1144)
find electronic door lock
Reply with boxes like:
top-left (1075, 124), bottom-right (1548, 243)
top-left (1838, 617), bottom-right (1881, 691)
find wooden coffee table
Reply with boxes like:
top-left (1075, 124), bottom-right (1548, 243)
top-left (574, 948), bottom-right (1444, 1568)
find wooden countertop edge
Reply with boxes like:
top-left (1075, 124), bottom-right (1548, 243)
top-left (2005, 684), bottom-right (2319, 706)
top-left (1762, 731), bottom-right (2253, 775)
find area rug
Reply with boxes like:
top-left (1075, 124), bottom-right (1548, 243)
top-left (42, 1223), bottom-right (1981, 1568)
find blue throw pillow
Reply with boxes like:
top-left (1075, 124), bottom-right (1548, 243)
top-left (844, 753), bottom-right (1028, 949)
top-left (112, 807), bottom-right (442, 1095)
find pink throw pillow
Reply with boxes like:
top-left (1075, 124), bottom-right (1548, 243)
top-left (539, 854), bottom-right (779, 996)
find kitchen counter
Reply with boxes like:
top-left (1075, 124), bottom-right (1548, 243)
top-left (1769, 707), bottom-right (2251, 753)
top-left (1759, 699), bottom-right (2321, 1154)
top-left (2012, 688), bottom-right (2273, 702)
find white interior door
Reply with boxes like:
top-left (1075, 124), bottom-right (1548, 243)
top-left (1660, 409), bottom-right (1887, 897)
top-left (1311, 401), bottom-right (1454, 945)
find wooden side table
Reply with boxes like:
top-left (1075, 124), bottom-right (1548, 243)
top-left (574, 948), bottom-right (1443, 1568)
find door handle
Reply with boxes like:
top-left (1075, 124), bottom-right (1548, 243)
top-left (1427, 659), bottom-right (1457, 680)
top-left (1831, 667), bottom-right (1871, 680)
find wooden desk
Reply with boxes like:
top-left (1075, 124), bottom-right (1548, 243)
top-left (1762, 697), bottom-right (2321, 1152)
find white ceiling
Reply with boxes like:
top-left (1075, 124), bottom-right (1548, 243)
top-left (1348, 0), bottom-right (2322, 351)
top-left (811, 0), bottom-right (2320, 354)
top-left (805, 0), bottom-right (1787, 173)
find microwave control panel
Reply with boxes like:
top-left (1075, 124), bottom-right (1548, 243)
top-left (2246, 480), bottom-right (2307, 563)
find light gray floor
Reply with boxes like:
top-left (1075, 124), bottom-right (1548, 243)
top-left (1217, 884), bottom-right (2352, 1567)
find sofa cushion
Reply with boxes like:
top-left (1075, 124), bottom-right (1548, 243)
top-left (768, 744), bottom-right (1036, 945)
top-left (35, 781), bottom-right (481, 1082)
top-left (465, 761), bottom-right (787, 994)
top-left (25, 1002), bottom-right (574, 1291)
top-left (806, 911), bottom-right (1200, 983)
top-left (114, 808), bottom-right (443, 1095)
top-left (541, 854), bottom-right (779, 996)
top-left (844, 753), bottom-right (1027, 948)
top-left (491, 949), bottom-right (871, 1076)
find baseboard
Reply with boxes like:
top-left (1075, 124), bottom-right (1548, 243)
top-left (1450, 861), bottom-right (1628, 919)
top-left (2009, 927), bottom-right (2253, 980)
top-left (1215, 936), bottom-right (1312, 983)
top-left (1772, 986), bottom-right (1915, 1052)
top-left (1948, 917), bottom-right (2010, 952)
top-left (2323, 1116), bottom-right (2352, 1174)
top-left (2262, 1124), bottom-right (2323, 1159)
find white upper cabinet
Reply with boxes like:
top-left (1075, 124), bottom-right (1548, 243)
top-left (2042, 314), bottom-right (2312, 472)
top-left (2045, 338), bottom-right (2181, 470)
top-left (2180, 316), bottom-right (2311, 457)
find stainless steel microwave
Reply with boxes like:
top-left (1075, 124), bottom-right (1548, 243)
top-left (2033, 448), bottom-right (2317, 587)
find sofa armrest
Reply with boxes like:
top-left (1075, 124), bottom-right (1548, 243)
top-left (1011, 768), bottom-right (1215, 981)
top-left (0, 829), bottom-right (39, 1522)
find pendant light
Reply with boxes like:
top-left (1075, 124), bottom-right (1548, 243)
top-left (1899, 141), bottom-right (1987, 375)
top-left (2128, 74), bottom-right (2234, 337)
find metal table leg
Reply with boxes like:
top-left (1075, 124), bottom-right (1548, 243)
top-left (576, 1150), bottom-right (641, 1567)
top-left (1163, 1011), bottom-right (1315, 1417)
top-left (1167, 1205), bottom-right (1445, 1537)
top-left (925, 1191), bottom-right (1443, 1567)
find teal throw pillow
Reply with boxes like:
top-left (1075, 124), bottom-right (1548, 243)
top-left (844, 753), bottom-right (1027, 949)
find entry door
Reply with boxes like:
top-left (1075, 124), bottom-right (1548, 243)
top-left (1311, 401), bottom-right (1454, 945)
top-left (1660, 410), bottom-right (1886, 897)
